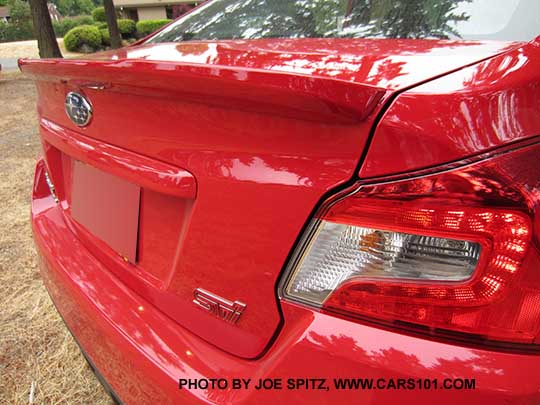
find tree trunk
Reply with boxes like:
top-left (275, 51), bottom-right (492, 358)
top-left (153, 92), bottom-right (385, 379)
top-left (343, 0), bottom-right (354, 28)
top-left (29, 0), bottom-right (62, 58)
top-left (103, 0), bottom-right (122, 49)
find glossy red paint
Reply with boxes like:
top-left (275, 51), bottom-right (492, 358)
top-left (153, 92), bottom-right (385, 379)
top-left (20, 38), bottom-right (523, 358)
top-left (40, 118), bottom-right (197, 199)
top-left (33, 163), bottom-right (540, 403)
top-left (23, 34), bottom-right (540, 404)
top-left (85, 39), bottom-right (521, 91)
top-left (360, 37), bottom-right (540, 178)
top-left (319, 142), bottom-right (540, 346)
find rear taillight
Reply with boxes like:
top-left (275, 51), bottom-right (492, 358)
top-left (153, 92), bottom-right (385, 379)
top-left (281, 141), bottom-right (540, 348)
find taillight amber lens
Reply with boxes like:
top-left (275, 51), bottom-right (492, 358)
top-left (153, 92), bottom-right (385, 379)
top-left (282, 142), bottom-right (540, 347)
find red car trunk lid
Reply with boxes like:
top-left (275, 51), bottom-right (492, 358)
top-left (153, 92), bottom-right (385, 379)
top-left (20, 38), bottom-right (519, 358)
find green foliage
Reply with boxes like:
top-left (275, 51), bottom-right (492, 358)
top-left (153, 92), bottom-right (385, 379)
top-left (7, 0), bottom-right (31, 21)
top-left (150, 0), bottom-right (475, 42)
top-left (0, 22), bottom-right (7, 42)
top-left (122, 37), bottom-right (136, 45)
top-left (64, 24), bottom-right (101, 52)
top-left (91, 6), bottom-right (105, 22)
top-left (0, 0), bottom-right (34, 43)
top-left (99, 27), bottom-right (109, 45)
top-left (53, 15), bottom-right (93, 37)
top-left (135, 19), bottom-right (171, 37)
top-left (309, 0), bottom-right (347, 35)
top-left (339, 0), bottom-right (472, 39)
top-left (93, 21), bottom-right (107, 29)
top-left (0, 0), bottom-right (7, 6)
top-left (0, 20), bottom-right (33, 42)
top-left (57, 0), bottom-right (94, 17)
top-left (117, 18), bottom-right (135, 37)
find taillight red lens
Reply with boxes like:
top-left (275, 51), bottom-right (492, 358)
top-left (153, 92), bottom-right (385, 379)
top-left (282, 142), bottom-right (540, 347)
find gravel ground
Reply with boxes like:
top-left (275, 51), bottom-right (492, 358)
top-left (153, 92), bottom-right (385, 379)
top-left (0, 39), bottom-right (81, 59)
top-left (0, 72), bottom-right (112, 404)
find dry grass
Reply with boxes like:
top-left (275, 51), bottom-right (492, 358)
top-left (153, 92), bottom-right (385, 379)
top-left (0, 72), bottom-right (112, 404)
top-left (0, 39), bottom-right (82, 59)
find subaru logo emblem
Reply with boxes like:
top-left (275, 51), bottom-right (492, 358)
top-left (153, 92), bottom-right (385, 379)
top-left (65, 92), bottom-right (92, 127)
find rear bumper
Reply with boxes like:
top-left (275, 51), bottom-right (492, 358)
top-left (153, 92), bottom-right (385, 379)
top-left (59, 317), bottom-right (122, 404)
top-left (32, 160), bottom-right (540, 405)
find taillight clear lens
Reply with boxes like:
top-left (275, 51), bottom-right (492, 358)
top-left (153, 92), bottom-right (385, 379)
top-left (288, 222), bottom-right (481, 304)
top-left (282, 142), bottom-right (540, 347)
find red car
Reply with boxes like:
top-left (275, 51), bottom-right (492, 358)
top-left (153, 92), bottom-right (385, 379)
top-left (21, 0), bottom-right (540, 403)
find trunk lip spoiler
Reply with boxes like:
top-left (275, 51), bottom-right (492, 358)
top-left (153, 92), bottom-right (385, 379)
top-left (19, 57), bottom-right (387, 124)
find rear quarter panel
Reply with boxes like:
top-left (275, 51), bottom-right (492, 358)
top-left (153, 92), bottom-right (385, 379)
top-left (360, 38), bottom-right (540, 178)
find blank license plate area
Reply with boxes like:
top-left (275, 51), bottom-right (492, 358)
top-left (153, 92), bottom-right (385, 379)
top-left (71, 160), bottom-right (140, 262)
